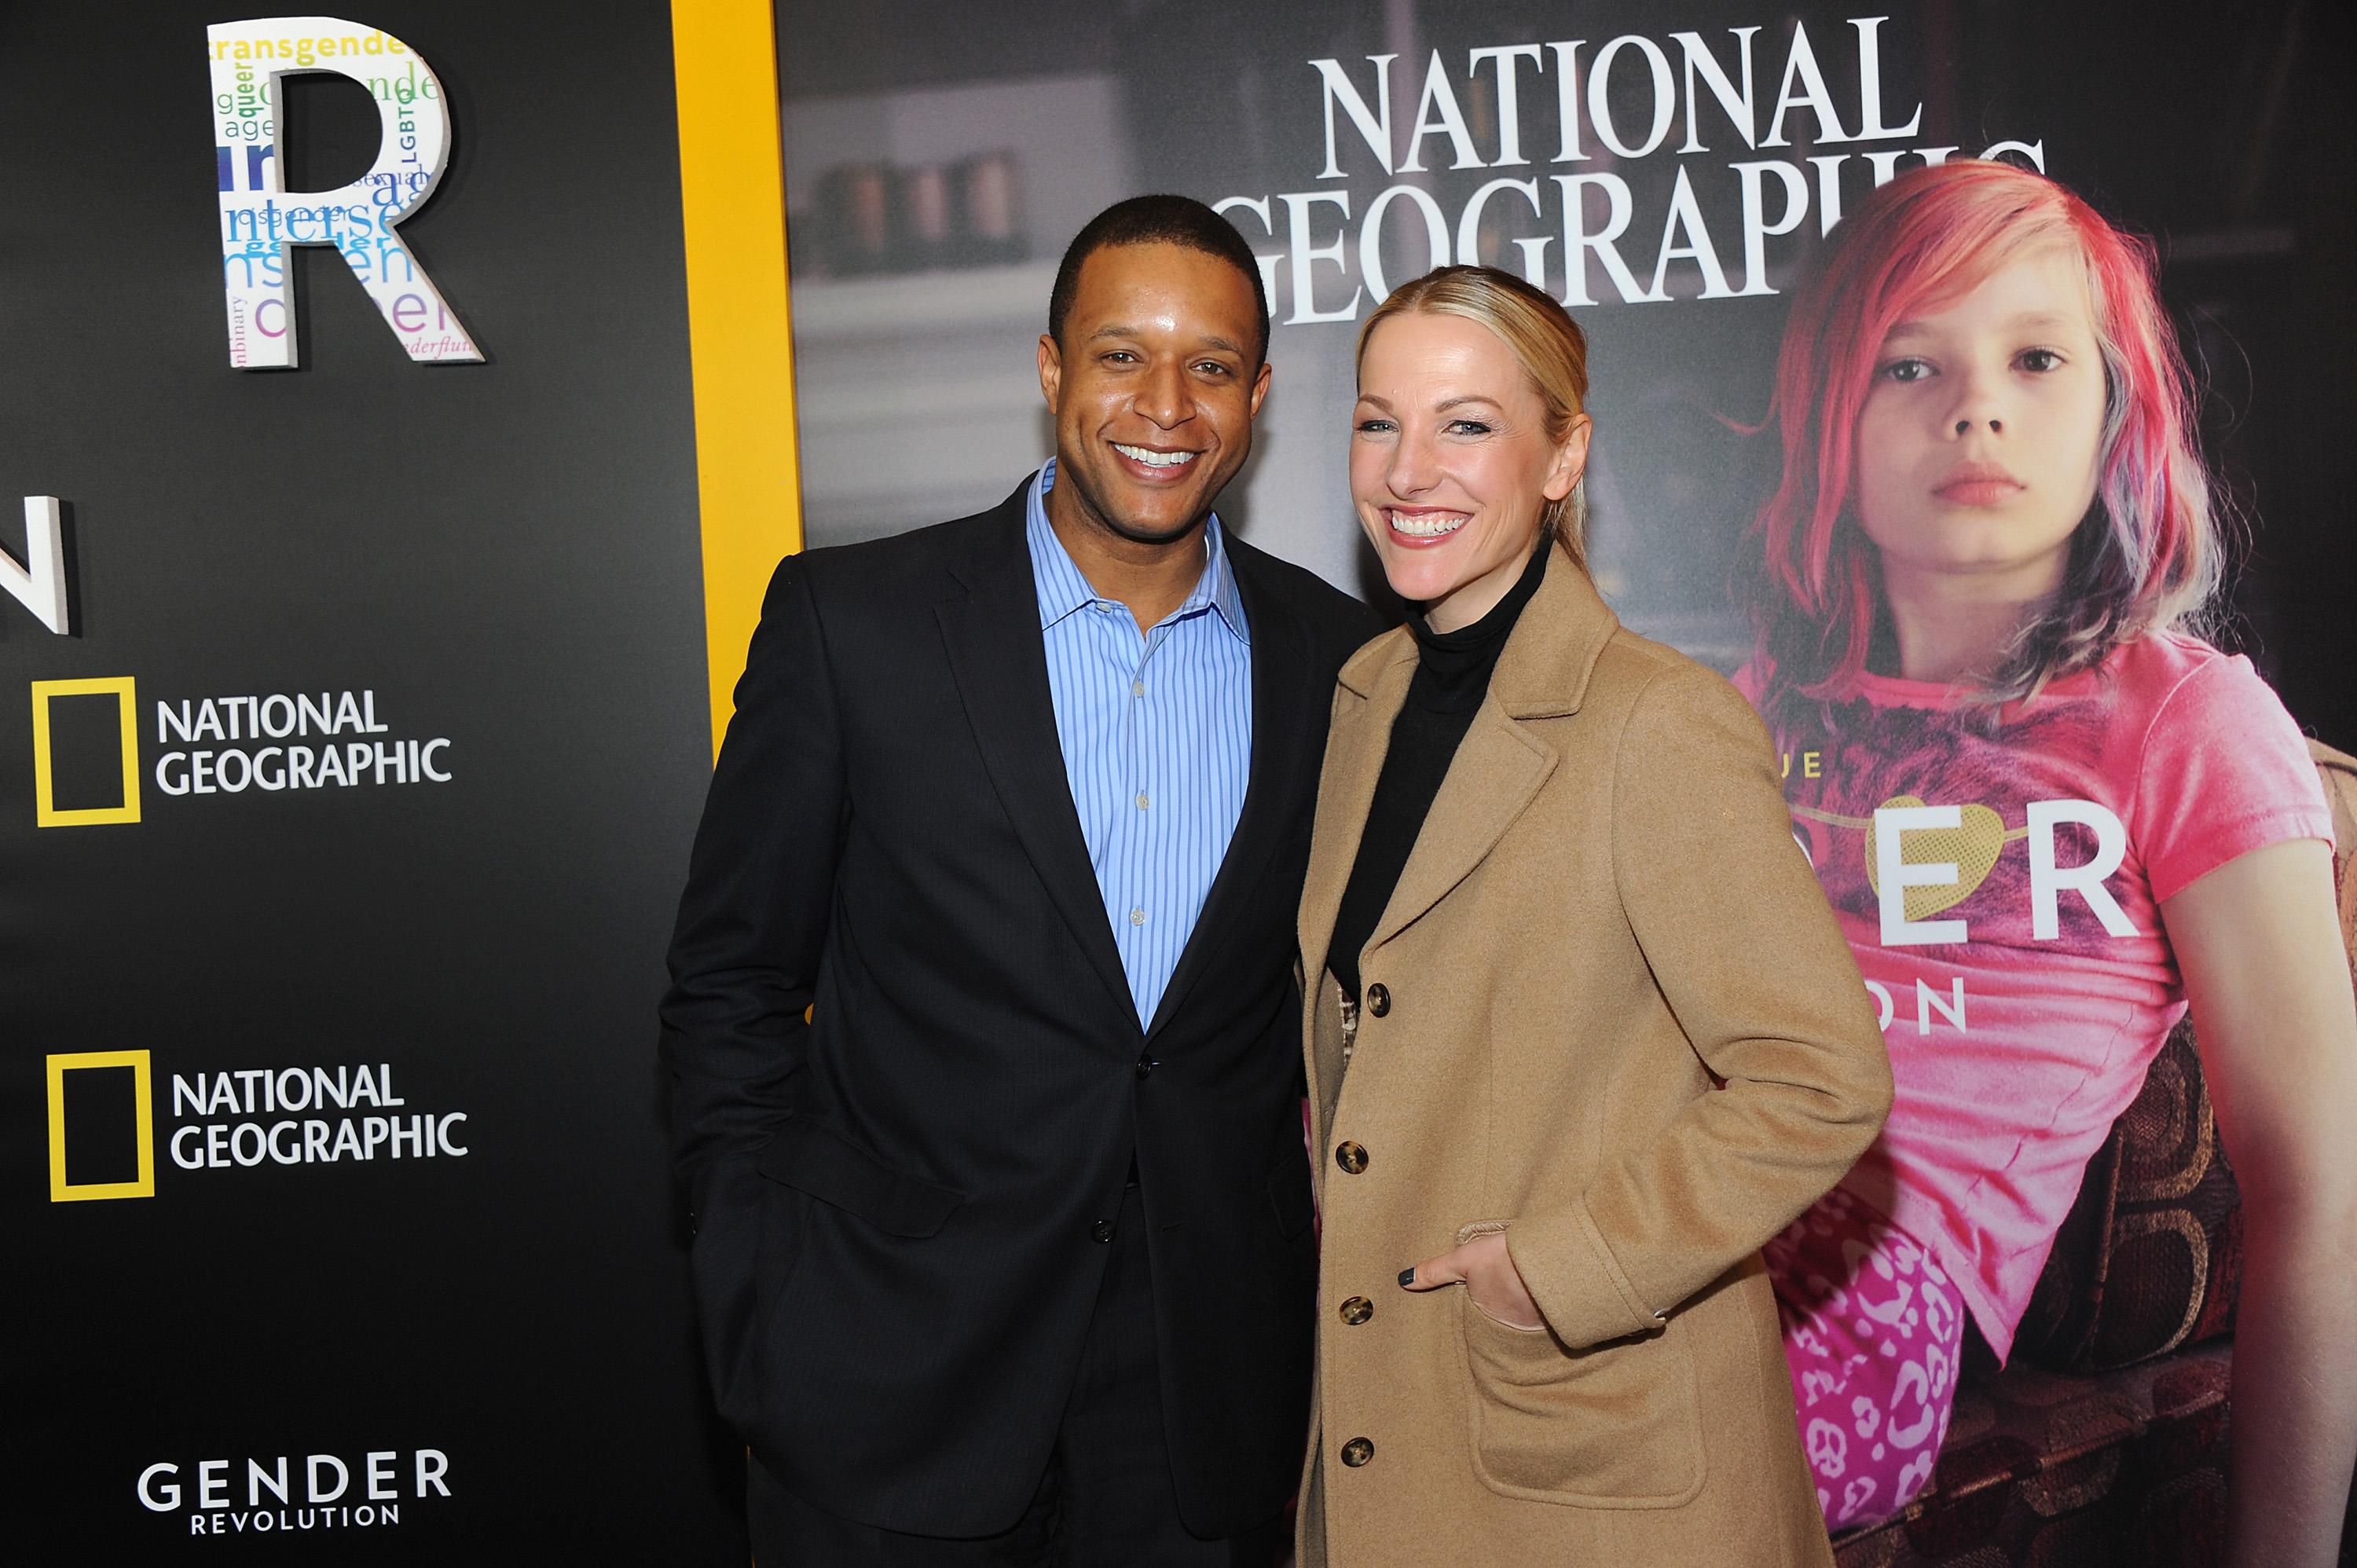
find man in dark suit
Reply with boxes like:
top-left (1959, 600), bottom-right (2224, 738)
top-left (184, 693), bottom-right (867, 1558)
top-left (661, 194), bottom-right (1383, 1564)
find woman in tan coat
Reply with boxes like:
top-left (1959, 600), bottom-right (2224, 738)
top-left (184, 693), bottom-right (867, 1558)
top-left (1297, 265), bottom-right (1893, 1567)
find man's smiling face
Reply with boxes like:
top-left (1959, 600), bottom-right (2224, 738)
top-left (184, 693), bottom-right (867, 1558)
top-left (1037, 240), bottom-right (1271, 546)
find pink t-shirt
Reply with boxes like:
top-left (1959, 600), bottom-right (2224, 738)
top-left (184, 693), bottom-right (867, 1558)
top-left (1736, 633), bottom-right (2332, 1359)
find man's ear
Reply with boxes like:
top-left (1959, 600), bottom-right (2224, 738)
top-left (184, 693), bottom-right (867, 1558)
top-left (1248, 357), bottom-right (1273, 419)
top-left (1038, 333), bottom-right (1063, 414)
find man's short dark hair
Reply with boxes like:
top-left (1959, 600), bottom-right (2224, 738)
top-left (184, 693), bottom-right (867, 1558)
top-left (1048, 194), bottom-right (1272, 366)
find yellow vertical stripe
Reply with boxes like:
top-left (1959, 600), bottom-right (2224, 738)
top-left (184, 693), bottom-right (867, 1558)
top-left (671, 0), bottom-right (802, 758)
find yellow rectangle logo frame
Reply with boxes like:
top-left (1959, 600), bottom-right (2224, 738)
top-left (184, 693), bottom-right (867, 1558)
top-left (31, 676), bottom-right (141, 826)
top-left (47, 1049), bottom-right (156, 1201)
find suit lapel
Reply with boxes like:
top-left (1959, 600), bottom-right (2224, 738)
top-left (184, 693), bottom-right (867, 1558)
top-left (1145, 545), bottom-right (1314, 1041)
top-left (936, 493), bottom-right (1138, 1035)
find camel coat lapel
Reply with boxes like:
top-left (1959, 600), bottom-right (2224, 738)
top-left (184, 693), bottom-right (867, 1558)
top-left (1298, 557), bottom-right (1620, 1123)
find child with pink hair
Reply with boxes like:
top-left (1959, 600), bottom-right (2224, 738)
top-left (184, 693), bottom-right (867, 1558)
top-left (1737, 159), bottom-right (2357, 1563)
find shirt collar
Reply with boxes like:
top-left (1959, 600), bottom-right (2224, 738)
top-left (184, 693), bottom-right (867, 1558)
top-left (1025, 459), bottom-right (1249, 645)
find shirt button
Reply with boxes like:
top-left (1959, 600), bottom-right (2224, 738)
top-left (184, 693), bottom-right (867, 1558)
top-left (1340, 1437), bottom-right (1375, 1467)
top-left (1340, 1295), bottom-right (1373, 1325)
top-left (1129, 907), bottom-right (1146, 925)
top-left (1365, 983), bottom-right (1391, 1017)
top-left (1135, 792), bottom-right (1150, 810)
top-left (1092, 1219), bottom-right (1116, 1243)
top-left (1132, 680), bottom-right (1146, 697)
top-left (1335, 1141), bottom-right (1369, 1174)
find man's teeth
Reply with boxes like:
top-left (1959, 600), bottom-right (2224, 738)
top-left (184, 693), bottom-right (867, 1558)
top-left (1389, 511), bottom-right (1468, 537)
top-left (1113, 443), bottom-right (1197, 468)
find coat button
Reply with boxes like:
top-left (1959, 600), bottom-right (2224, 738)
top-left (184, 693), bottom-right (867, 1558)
top-left (1365, 983), bottom-right (1391, 1017)
top-left (1339, 1295), bottom-right (1373, 1325)
top-left (1134, 1056), bottom-right (1155, 1079)
top-left (1092, 1219), bottom-right (1116, 1243)
top-left (1340, 1437), bottom-right (1375, 1467)
top-left (1334, 1141), bottom-right (1369, 1174)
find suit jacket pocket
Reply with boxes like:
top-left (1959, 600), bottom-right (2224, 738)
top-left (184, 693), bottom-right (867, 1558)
top-left (754, 1116), bottom-right (965, 1238)
top-left (1459, 1297), bottom-right (1707, 1508)
top-left (1266, 1149), bottom-right (1315, 1240)
top-left (689, 1159), bottom-right (774, 1435)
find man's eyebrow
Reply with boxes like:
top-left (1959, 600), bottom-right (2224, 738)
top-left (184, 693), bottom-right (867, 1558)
top-left (1085, 323), bottom-right (1248, 358)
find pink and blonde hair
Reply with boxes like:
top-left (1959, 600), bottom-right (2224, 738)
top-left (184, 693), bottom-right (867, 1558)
top-left (1746, 159), bottom-right (2222, 706)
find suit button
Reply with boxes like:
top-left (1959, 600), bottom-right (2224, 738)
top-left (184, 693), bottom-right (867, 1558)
top-left (1339, 1295), bottom-right (1373, 1325)
top-left (1340, 1437), bottom-right (1375, 1467)
top-left (1365, 983), bottom-right (1391, 1017)
top-left (1092, 1219), bottom-right (1116, 1243)
top-left (1335, 1141), bottom-right (1369, 1174)
top-left (1134, 1056), bottom-right (1155, 1079)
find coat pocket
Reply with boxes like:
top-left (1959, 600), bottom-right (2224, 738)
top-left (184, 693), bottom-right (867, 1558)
top-left (753, 1115), bottom-right (965, 1237)
top-left (1457, 1290), bottom-right (1708, 1508)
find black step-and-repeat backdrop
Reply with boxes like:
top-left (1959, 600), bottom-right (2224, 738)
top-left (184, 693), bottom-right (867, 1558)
top-left (13, 0), bottom-right (2356, 1562)
top-left (10, 2), bottom-right (746, 1559)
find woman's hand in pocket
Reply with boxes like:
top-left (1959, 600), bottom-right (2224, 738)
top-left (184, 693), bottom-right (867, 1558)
top-left (1402, 1230), bottom-right (1545, 1329)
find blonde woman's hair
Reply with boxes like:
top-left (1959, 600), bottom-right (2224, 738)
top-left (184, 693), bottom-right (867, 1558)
top-left (1354, 265), bottom-right (1593, 568)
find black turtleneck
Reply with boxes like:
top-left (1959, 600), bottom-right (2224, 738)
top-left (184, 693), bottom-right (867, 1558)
top-left (1327, 540), bottom-right (1551, 1002)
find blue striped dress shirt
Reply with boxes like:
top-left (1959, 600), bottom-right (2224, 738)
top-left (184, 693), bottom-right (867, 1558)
top-left (1026, 460), bottom-right (1253, 1026)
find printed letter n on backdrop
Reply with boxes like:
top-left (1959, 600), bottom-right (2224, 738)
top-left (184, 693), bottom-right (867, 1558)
top-left (0, 496), bottom-right (71, 634)
top-left (210, 16), bottom-right (483, 368)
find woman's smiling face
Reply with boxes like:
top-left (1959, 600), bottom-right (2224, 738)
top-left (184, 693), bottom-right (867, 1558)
top-left (1851, 245), bottom-right (2110, 595)
top-left (1351, 311), bottom-right (1589, 632)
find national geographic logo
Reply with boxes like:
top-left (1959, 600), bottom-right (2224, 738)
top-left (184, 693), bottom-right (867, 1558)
top-left (28, 678), bottom-right (453, 827)
top-left (139, 1447), bottom-right (451, 1537)
top-left (46, 1052), bottom-right (470, 1202)
top-left (30, 677), bottom-right (141, 826)
top-left (46, 1050), bottom-right (157, 1201)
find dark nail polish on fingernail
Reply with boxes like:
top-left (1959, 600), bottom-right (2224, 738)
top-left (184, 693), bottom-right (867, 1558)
top-left (1398, 1268), bottom-right (1416, 1287)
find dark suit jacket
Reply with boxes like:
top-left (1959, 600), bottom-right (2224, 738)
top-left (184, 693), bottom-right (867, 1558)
top-left (660, 477), bottom-right (1384, 1538)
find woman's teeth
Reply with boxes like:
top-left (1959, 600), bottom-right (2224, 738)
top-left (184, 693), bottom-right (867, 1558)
top-left (1388, 510), bottom-right (1468, 538)
top-left (1113, 443), bottom-right (1197, 469)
